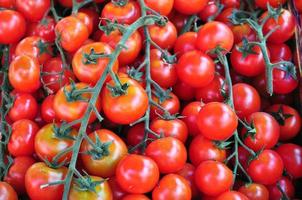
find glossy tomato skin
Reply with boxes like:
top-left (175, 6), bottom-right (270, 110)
top-left (217, 191), bottom-right (249, 200)
top-left (9, 55), bottom-right (41, 93)
top-left (168, 11), bottom-right (188, 32)
top-left (172, 81), bottom-right (195, 101)
top-left (221, 0), bottom-right (240, 7)
top-left (74, 12), bottom-right (94, 35)
top-left (176, 163), bottom-right (199, 198)
top-left (247, 150), bottom-right (284, 185)
top-left (0, 182), bottom-right (18, 200)
top-left (145, 0), bottom-right (173, 16)
top-left (255, 0), bottom-right (286, 9)
top-left (276, 143), bottom-right (302, 179)
top-left (239, 183), bottom-right (269, 200)
top-left (15, 0), bottom-right (50, 22)
top-left (197, 102), bottom-right (238, 141)
top-left (174, 32), bottom-right (198, 57)
top-left (199, 0), bottom-right (219, 22)
top-left (108, 177), bottom-right (127, 200)
top-left (150, 92), bottom-right (180, 119)
top-left (174, 0), bottom-right (208, 14)
top-left (0, 10), bottom-right (26, 44)
top-left (26, 16), bottom-right (56, 42)
top-left (181, 101), bottom-right (202, 136)
top-left (0, 0), bottom-right (15, 8)
top-left (195, 160), bottom-right (233, 196)
top-left (267, 177), bottom-right (295, 200)
top-left (176, 50), bottom-right (215, 88)
top-left (25, 162), bottom-right (67, 200)
top-left (152, 174), bottom-right (192, 200)
top-left (122, 194), bottom-right (150, 200)
top-left (81, 129), bottom-right (127, 178)
top-left (233, 83), bottom-right (261, 119)
top-left (41, 95), bottom-right (56, 122)
top-left (272, 68), bottom-right (298, 95)
top-left (145, 137), bottom-right (187, 173)
top-left (267, 43), bottom-right (292, 63)
top-left (126, 123), bottom-right (147, 146)
top-left (116, 154), bottom-right (160, 194)
top-left (8, 119), bottom-right (39, 157)
top-left (101, 77), bottom-right (148, 124)
top-left (72, 42), bottom-right (119, 85)
top-left (189, 134), bottom-right (226, 166)
top-left (242, 112), bottom-right (280, 151)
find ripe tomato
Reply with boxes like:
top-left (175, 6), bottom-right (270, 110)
top-left (172, 81), bottom-right (195, 101)
top-left (197, 102), bottom-right (238, 141)
top-left (267, 177), bottom-right (295, 200)
top-left (276, 143), bottom-right (302, 179)
top-left (108, 177), bottom-right (127, 199)
top-left (150, 92), bottom-right (180, 119)
top-left (116, 154), bottom-right (159, 194)
top-left (145, 137), bottom-right (187, 173)
top-left (267, 43), bottom-right (292, 63)
top-left (126, 123), bottom-right (148, 146)
top-left (9, 55), bottom-right (41, 93)
top-left (0, 182), bottom-right (18, 200)
top-left (247, 150), bottom-right (284, 185)
top-left (239, 183), bottom-right (269, 200)
top-left (237, 146), bottom-right (251, 170)
top-left (261, 9), bottom-right (296, 44)
top-left (233, 83), bottom-right (261, 119)
top-left (148, 20), bottom-right (177, 49)
top-left (255, 0), bottom-right (286, 9)
top-left (217, 191), bottom-right (249, 200)
top-left (145, 0), bottom-right (173, 16)
top-left (8, 119), bottom-right (39, 157)
top-left (199, 0), bottom-right (219, 22)
top-left (176, 50), bottom-right (215, 88)
top-left (174, 32), bottom-right (198, 57)
top-left (168, 11), bottom-right (188, 32)
top-left (176, 163), bottom-right (199, 198)
top-left (55, 16), bottom-right (89, 52)
top-left (181, 101), bottom-right (202, 136)
top-left (57, 0), bottom-right (83, 7)
top-left (72, 42), bottom-right (119, 85)
top-left (272, 68), bottom-right (298, 95)
top-left (69, 176), bottom-right (112, 200)
top-left (0, 10), bottom-right (26, 44)
top-left (150, 118), bottom-right (188, 142)
top-left (74, 12), bottom-right (94, 35)
top-left (101, 0), bottom-right (141, 25)
top-left (101, 29), bottom-right (142, 66)
top-left (26, 16), bottom-right (56, 42)
top-left (294, 0), bottom-right (302, 13)
top-left (81, 129), bottom-right (127, 177)
top-left (25, 162), bottom-right (67, 200)
top-left (15, 0), bottom-right (50, 22)
top-left (195, 160), bottom-right (233, 196)
top-left (150, 49), bottom-right (178, 88)
top-left (53, 82), bottom-right (101, 123)
top-left (8, 92), bottom-right (38, 121)
top-left (101, 77), bottom-right (148, 124)
top-left (0, 0), bottom-right (15, 8)
top-left (152, 174), bottom-right (192, 200)
top-left (196, 21), bottom-right (234, 54)
top-left (232, 24), bottom-right (256, 44)
top-left (174, 0), bottom-right (208, 14)
top-left (122, 194), bottom-right (150, 200)
top-left (189, 134), bottom-right (226, 166)
top-left (221, 0), bottom-right (240, 7)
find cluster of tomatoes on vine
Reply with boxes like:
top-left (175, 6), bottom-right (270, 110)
top-left (1, 0), bottom-right (302, 199)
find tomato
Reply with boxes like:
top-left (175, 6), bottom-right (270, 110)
top-left (197, 102), bottom-right (238, 141)
top-left (116, 154), bottom-right (159, 194)
top-left (72, 42), bottom-right (119, 85)
top-left (195, 74), bottom-right (226, 103)
top-left (148, 20), bottom-right (177, 50)
top-left (232, 24), bottom-right (256, 44)
top-left (8, 119), bottom-right (39, 157)
top-left (174, 32), bottom-right (198, 57)
top-left (233, 83), bottom-right (261, 119)
top-left (55, 16), bottom-right (89, 52)
top-left (247, 150), bottom-right (284, 185)
top-left (101, 29), bottom-right (142, 66)
top-left (26, 16), bottom-right (56, 42)
top-left (145, 0), bottom-right (173, 16)
top-left (172, 81), bottom-right (195, 101)
top-left (79, 8), bottom-right (99, 32)
top-left (176, 163), bottom-right (199, 198)
top-left (174, 0), bottom-right (208, 14)
top-left (276, 143), bottom-right (302, 179)
top-left (294, 0), bottom-right (302, 13)
top-left (272, 68), bottom-right (298, 94)
top-left (9, 55), bottom-right (41, 93)
top-left (150, 118), bottom-right (188, 142)
top-left (231, 44), bottom-right (266, 77)
top-left (199, 0), bottom-right (219, 22)
top-left (101, 77), bottom-right (148, 124)
top-left (126, 123), bottom-right (148, 146)
top-left (101, 0), bottom-right (141, 25)
top-left (236, 146), bottom-right (251, 170)
top-left (150, 49), bottom-right (178, 88)
top-left (261, 9), bottom-right (296, 44)
top-left (57, 0), bottom-right (83, 7)
top-left (145, 137), bottom-right (187, 173)
top-left (42, 57), bottom-right (75, 94)
top-left (196, 21), bottom-right (234, 54)
top-left (122, 194), bottom-right (150, 200)
top-left (53, 82), bottom-right (101, 123)
top-left (221, 0), bottom-right (240, 7)
top-left (217, 191), bottom-right (249, 200)
top-left (267, 177), bottom-right (295, 200)
top-left (152, 174), bottom-right (191, 200)
top-left (255, 0), bottom-right (286, 9)
top-left (8, 92), bottom-right (38, 121)
top-left (15, 0), bottom-right (50, 22)
top-left (195, 160), bottom-right (233, 196)
top-left (0, 182), bottom-right (18, 200)
top-left (25, 162), bottom-right (67, 200)
top-left (108, 177), bottom-right (127, 199)
top-left (69, 176), bottom-right (112, 200)
top-left (81, 129), bottom-right (127, 177)
top-left (0, 0), bottom-right (15, 8)
top-left (0, 10), bottom-right (26, 44)
top-left (176, 50), bottom-right (215, 88)
top-left (189, 134), bottom-right (226, 166)
top-left (150, 92), bottom-right (180, 119)
top-left (73, 12), bottom-right (94, 35)
top-left (239, 183), bottom-right (269, 200)
top-left (181, 101), bottom-right (202, 136)
top-left (168, 11), bottom-right (188, 32)
top-left (267, 43), bottom-right (292, 63)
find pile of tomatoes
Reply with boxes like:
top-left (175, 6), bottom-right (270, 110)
top-left (1, 0), bottom-right (302, 199)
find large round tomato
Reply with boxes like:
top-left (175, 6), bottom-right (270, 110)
top-left (173, 0), bottom-right (208, 14)
top-left (8, 119), bottom-right (39, 157)
top-left (197, 102), bottom-right (238, 141)
top-left (150, 92), bottom-right (180, 119)
top-left (174, 32), bottom-right (198, 57)
top-left (0, 182), bottom-right (18, 200)
top-left (26, 16), bottom-right (56, 42)
top-left (25, 162), bottom-right (67, 200)
top-left (176, 163), bottom-right (199, 198)
top-left (239, 183), bottom-right (269, 200)
top-left (81, 129), bottom-right (127, 178)
top-left (267, 177), bottom-right (295, 200)
top-left (152, 174), bottom-right (192, 200)
top-left (272, 68), bottom-right (298, 95)
top-left (145, 0), bottom-right (173, 16)
top-left (116, 154), bottom-right (159, 194)
top-left (15, 0), bottom-right (50, 22)
top-left (181, 101), bottom-right (202, 136)
top-left (217, 191), bottom-right (249, 200)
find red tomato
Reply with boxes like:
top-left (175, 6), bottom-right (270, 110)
top-left (74, 12), bottom-right (94, 35)
top-left (267, 43), bottom-right (292, 63)
top-left (199, 0), bottom-right (219, 22)
top-left (26, 16), bottom-right (56, 42)
top-left (239, 183), bottom-right (269, 200)
top-left (255, 0), bottom-right (286, 9)
top-left (172, 81), bottom-right (195, 101)
top-left (126, 123), bottom-right (147, 146)
top-left (15, 0), bottom-right (50, 22)
top-left (267, 177), bottom-right (295, 200)
top-left (272, 68), bottom-right (298, 94)
top-left (195, 160), bottom-right (233, 196)
top-left (176, 163), bottom-right (199, 198)
top-left (247, 150), bottom-right (284, 185)
top-left (108, 177), bottom-right (127, 200)
top-left (0, 0), bottom-right (15, 8)
top-left (181, 102), bottom-right (203, 137)
top-left (197, 102), bottom-right (238, 141)
top-left (174, 32), bottom-right (198, 57)
top-left (150, 92), bottom-right (180, 119)
top-left (217, 191), bottom-right (249, 200)
top-left (0, 10), bottom-right (26, 44)
top-left (145, 0), bottom-right (173, 16)
top-left (168, 11), bottom-right (188, 32)
top-left (122, 194), bottom-right (150, 200)
top-left (174, 0), bottom-right (209, 14)
top-left (152, 174), bottom-right (192, 200)
top-left (57, 0), bottom-right (83, 7)
top-left (294, 0), bottom-right (302, 13)
top-left (0, 182), bottom-right (18, 200)
top-left (221, 0), bottom-right (240, 7)
top-left (116, 154), bottom-right (159, 194)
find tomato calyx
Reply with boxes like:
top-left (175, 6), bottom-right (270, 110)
top-left (84, 132), bottom-right (113, 160)
top-left (73, 171), bottom-right (107, 192)
top-left (155, 16), bottom-right (168, 27)
top-left (269, 105), bottom-right (293, 126)
top-left (107, 80), bottom-right (129, 97)
top-left (213, 140), bottom-right (233, 150)
top-left (241, 119), bottom-right (257, 140)
top-left (52, 123), bottom-right (76, 140)
top-left (63, 81), bottom-right (90, 102)
top-left (161, 50), bottom-right (177, 64)
top-left (36, 39), bottom-right (52, 56)
top-left (82, 48), bottom-right (111, 65)
top-left (111, 0), bottom-right (129, 7)
top-left (265, 4), bottom-right (283, 21)
top-left (127, 67), bottom-right (143, 81)
top-left (276, 63), bottom-right (297, 80)
top-left (153, 88), bottom-right (172, 104)
top-left (99, 19), bottom-right (126, 35)
top-left (236, 38), bottom-right (257, 59)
